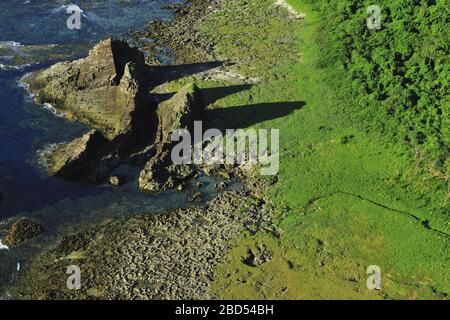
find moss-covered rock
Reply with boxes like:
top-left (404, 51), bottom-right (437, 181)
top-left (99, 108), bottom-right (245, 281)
top-left (3, 218), bottom-right (44, 247)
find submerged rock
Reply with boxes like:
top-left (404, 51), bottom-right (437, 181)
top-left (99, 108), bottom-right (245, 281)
top-left (109, 175), bottom-right (124, 187)
top-left (139, 83), bottom-right (204, 192)
top-left (3, 218), bottom-right (44, 247)
top-left (188, 191), bottom-right (203, 203)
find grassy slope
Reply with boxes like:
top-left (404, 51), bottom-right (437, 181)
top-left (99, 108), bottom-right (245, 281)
top-left (166, 0), bottom-right (449, 299)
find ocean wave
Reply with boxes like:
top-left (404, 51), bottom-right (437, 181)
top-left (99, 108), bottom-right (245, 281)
top-left (36, 142), bottom-right (63, 169)
top-left (0, 239), bottom-right (10, 251)
top-left (17, 74), bottom-right (66, 118)
top-left (17, 73), bottom-right (36, 101)
top-left (0, 291), bottom-right (12, 301)
top-left (0, 216), bottom-right (16, 228)
top-left (51, 4), bottom-right (86, 16)
top-left (0, 41), bottom-right (22, 48)
top-left (0, 63), bottom-right (31, 71)
top-left (42, 102), bottom-right (64, 118)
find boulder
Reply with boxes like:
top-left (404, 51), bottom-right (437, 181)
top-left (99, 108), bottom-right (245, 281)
top-left (109, 175), bottom-right (124, 187)
top-left (28, 38), bottom-right (154, 144)
top-left (3, 218), bottom-right (44, 247)
top-left (139, 83), bottom-right (204, 192)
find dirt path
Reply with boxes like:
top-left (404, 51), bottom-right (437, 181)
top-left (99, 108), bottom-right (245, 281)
top-left (274, 0), bottom-right (305, 19)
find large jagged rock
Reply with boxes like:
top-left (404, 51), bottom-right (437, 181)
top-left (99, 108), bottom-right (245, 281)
top-left (47, 129), bottom-right (109, 180)
top-left (28, 38), bottom-right (206, 189)
top-left (155, 83), bottom-right (204, 142)
top-left (29, 38), bottom-right (159, 181)
top-left (28, 38), bottom-right (153, 142)
top-left (139, 83), bottom-right (204, 192)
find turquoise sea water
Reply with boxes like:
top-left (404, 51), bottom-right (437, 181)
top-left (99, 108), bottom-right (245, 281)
top-left (0, 0), bottom-right (233, 297)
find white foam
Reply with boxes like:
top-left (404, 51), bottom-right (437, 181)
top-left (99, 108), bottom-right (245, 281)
top-left (0, 239), bottom-right (10, 251)
top-left (51, 4), bottom-right (85, 15)
top-left (17, 73), bottom-right (36, 101)
top-left (37, 143), bottom-right (63, 169)
top-left (0, 291), bottom-right (12, 300)
top-left (0, 41), bottom-right (22, 48)
top-left (0, 55), bottom-right (14, 63)
top-left (42, 102), bottom-right (64, 117)
top-left (0, 62), bottom-right (31, 71)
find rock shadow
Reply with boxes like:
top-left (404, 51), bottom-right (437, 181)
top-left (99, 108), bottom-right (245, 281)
top-left (201, 84), bottom-right (253, 105)
top-left (204, 101), bottom-right (306, 132)
top-left (145, 61), bottom-right (226, 88)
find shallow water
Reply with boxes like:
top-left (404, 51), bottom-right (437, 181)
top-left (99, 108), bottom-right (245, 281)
top-left (0, 0), bottom-right (239, 297)
top-left (0, 0), bottom-right (184, 216)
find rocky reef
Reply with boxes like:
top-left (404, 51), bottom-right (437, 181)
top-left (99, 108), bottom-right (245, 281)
top-left (12, 192), bottom-right (273, 299)
top-left (28, 38), bottom-right (205, 189)
top-left (2, 218), bottom-right (44, 247)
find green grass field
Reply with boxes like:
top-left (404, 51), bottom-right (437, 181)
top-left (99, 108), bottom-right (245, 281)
top-left (164, 0), bottom-right (449, 299)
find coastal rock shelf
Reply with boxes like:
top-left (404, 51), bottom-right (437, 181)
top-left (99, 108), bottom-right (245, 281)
top-left (27, 38), bottom-right (205, 191)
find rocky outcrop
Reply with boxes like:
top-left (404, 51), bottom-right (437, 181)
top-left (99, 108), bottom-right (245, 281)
top-left (3, 218), bottom-right (44, 247)
top-left (46, 130), bottom-right (109, 180)
top-left (28, 38), bottom-right (154, 144)
top-left (27, 38), bottom-right (156, 181)
top-left (139, 83), bottom-right (204, 192)
top-left (28, 38), bottom-right (205, 189)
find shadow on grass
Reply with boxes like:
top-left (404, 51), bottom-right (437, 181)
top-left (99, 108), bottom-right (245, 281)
top-left (205, 101), bottom-right (306, 131)
top-left (201, 84), bottom-right (254, 105)
top-left (145, 61), bottom-right (225, 87)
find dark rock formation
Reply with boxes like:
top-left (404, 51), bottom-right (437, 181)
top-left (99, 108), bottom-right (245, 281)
top-left (28, 38), bottom-right (154, 144)
top-left (3, 218), bottom-right (44, 247)
top-left (27, 38), bottom-right (156, 181)
top-left (139, 83), bottom-right (204, 192)
top-left (46, 129), bottom-right (109, 180)
top-left (241, 245), bottom-right (273, 267)
top-left (28, 38), bottom-right (205, 189)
